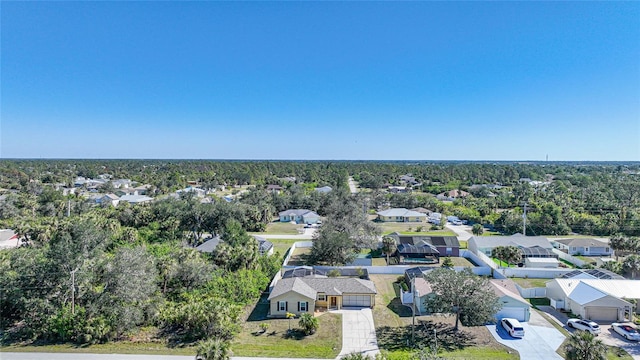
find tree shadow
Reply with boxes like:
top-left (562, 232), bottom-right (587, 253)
top-left (376, 320), bottom-right (476, 352)
top-left (386, 298), bottom-right (413, 318)
top-left (282, 329), bottom-right (308, 340)
top-left (246, 294), bottom-right (270, 322)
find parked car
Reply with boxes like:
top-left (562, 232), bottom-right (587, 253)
top-left (612, 323), bottom-right (640, 341)
top-left (501, 318), bottom-right (525, 338)
top-left (567, 319), bottom-right (601, 335)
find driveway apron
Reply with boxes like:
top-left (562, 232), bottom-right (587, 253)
top-left (332, 308), bottom-right (379, 358)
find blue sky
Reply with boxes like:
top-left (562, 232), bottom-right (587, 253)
top-left (2, 2), bottom-right (639, 161)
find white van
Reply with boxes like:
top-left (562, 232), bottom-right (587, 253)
top-left (501, 318), bottom-right (525, 338)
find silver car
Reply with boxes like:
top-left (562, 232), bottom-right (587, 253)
top-left (567, 319), bottom-right (601, 335)
top-left (612, 323), bottom-right (640, 341)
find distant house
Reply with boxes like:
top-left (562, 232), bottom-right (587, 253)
top-left (388, 232), bottom-right (460, 257)
top-left (268, 277), bottom-right (376, 317)
top-left (490, 279), bottom-right (532, 322)
top-left (266, 185), bottom-right (284, 194)
top-left (388, 186), bottom-right (409, 193)
top-left (100, 193), bottom-right (120, 207)
top-left (553, 238), bottom-right (612, 257)
top-left (195, 236), bottom-right (222, 253)
top-left (396, 243), bottom-right (440, 264)
top-left (119, 194), bottom-right (154, 205)
top-left (376, 208), bottom-right (426, 222)
top-left (176, 186), bottom-right (206, 198)
top-left (0, 229), bottom-right (19, 249)
top-left (253, 235), bottom-right (274, 256)
top-left (112, 179), bottom-right (133, 189)
top-left (399, 174), bottom-right (419, 186)
top-left (279, 209), bottom-right (320, 224)
top-left (314, 186), bottom-right (332, 194)
top-left (410, 207), bottom-right (432, 215)
top-left (436, 189), bottom-right (469, 201)
top-left (468, 234), bottom-right (555, 259)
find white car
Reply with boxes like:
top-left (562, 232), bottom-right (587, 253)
top-left (501, 318), bottom-right (525, 338)
top-left (612, 323), bottom-right (640, 341)
top-left (567, 319), bottom-right (601, 335)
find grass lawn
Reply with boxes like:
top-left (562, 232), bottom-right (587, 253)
top-left (459, 240), bottom-right (467, 249)
top-left (379, 222), bottom-right (432, 234)
top-left (481, 231), bottom-right (502, 236)
top-left (372, 257), bottom-right (388, 266)
top-left (268, 238), bottom-right (298, 257)
top-left (492, 259), bottom-right (516, 268)
top-left (231, 313), bottom-right (342, 358)
top-left (0, 342), bottom-right (196, 355)
top-left (252, 222), bottom-right (302, 235)
top-left (369, 275), bottom-right (516, 359)
top-left (287, 247), bottom-right (311, 266)
top-left (510, 277), bottom-right (550, 288)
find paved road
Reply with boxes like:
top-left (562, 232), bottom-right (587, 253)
top-left (332, 308), bottom-right (379, 358)
top-left (444, 224), bottom-right (473, 241)
top-left (487, 311), bottom-right (565, 360)
top-left (348, 177), bottom-right (358, 194)
top-left (0, 355), bottom-right (328, 360)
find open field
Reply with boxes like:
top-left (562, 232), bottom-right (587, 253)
top-left (369, 275), bottom-right (518, 360)
top-left (252, 222), bottom-right (302, 235)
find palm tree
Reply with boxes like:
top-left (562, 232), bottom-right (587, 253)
top-left (195, 338), bottom-right (232, 360)
top-left (609, 233), bottom-right (626, 261)
top-left (472, 223), bottom-right (484, 236)
top-left (623, 254), bottom-right (640, 279)
top-left (382, 236), bottom-right (397, 265)
top-left (564, 330), bottom-right (607, 360)
top-left (298, 313), bottom-right (319, 335)
top-left (491, 246), bottom-right (522, 267)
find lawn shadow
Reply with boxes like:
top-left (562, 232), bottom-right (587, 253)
top-left (386, 298), bottom-right (413, 318)
top-left (376, 320), bottom-right (476, 352)
top-left (246, 293), bottom-right (270, 322)
top-left (282, 329), bottom-right (308, 340)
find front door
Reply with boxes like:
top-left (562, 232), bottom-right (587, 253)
top-left (330, 297), bottom-right (337, 308)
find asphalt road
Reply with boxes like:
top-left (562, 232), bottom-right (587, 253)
top-left (0, 355), bottom-right (328, 360)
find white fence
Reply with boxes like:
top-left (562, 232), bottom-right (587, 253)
top-left (515, 283), bottom-right (547, 298)
top-left (553, 249), bottom-right (589, 267)
top-left (499, 267), bottom-right (576, 278)
top-left (281, 240), bottom-right (313, 267)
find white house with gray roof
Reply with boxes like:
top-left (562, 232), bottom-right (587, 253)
top-left (268, 277), bottom-right (376, 317)
top-left (376, 208), bottom-right (426, 222)
top-left (552, 238), bottom-right (612, 257)
top-left (468, 234), bottom-right (553, 257)
top-left (278, 209), bottom-right (320, 224)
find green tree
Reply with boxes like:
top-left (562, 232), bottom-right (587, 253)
top-left (423, 268), bottom-right (501, 331)
top-left (609, 233), bottom-right (627, 261)
top-left (381, 236), bottom-right (397, 265)
top-left (441, 257), bottom-right (454, 268)
top-left (491, 246), bottom-right (522, 267)
top-left (196, 338), bottom-right (232, 360)
top-left (623, 254), bottom-right (640, 279)
top-left (298, 313), bottom-right (319, 335)
top-left (471, 223), bottom-right (484, 236)
top-left (564, 331), bottom-right (606, 360)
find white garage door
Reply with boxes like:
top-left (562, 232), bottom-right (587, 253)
top-left (586, 307), bottom-right (618, 322)
top-left (343, 295), bottom-right (371, 307)
top-left (496, 307), bottom-right (527, 322)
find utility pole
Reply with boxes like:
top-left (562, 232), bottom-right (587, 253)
top-left (411, 277), bottom-right (416, 346)
top-left (70, 269), bottom-right (77, 314)
top-left (67, 199), bottom-right (71, 217)
top-left (522, 202), bottom-right (527, 236)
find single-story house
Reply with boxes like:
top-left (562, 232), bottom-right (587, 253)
top-left (266, 185), bottom-right (283, 193)
top-left (195, 236), bottom-right (222, 253)
top-left (490, 279), bottom-right (532, 322)
top-left (279, 209), bottom-right (320, 224)
top-left (315, 186), bottom-right (332, 193)
top-left (0, 229), bottom-right (20, 249)
top-left (99, 193), bottom-right (120, 207)
top-left (396, 243), bottom-right (440, 264)
top-left (119, 194), bottom-right (154, 205)
top-left (388, 186), bottom-right (409, 193)
top-left (253, 235), bottom-right (274, 256)
top-left (436, 189), bottom-right (469, 201)
top-left (376, 208), bottom-right (427, 222)
top-left (546, 279), bottom-right (640, 321)
top-left (268, 277), bottom-right (377, 317)
top-left (402, 277), bottom-right (433, 315)
top-left (410, 207), bottom-right (432, 215)
top-left (468, 234), bottom-right (555, 259)
top-left (388, 232), bottom-right (460, 257)
top-left (552, 238), bottom-right (612, 257)
top-left (176, 186), bottom-right (206, 198)
top-left (282, 266), bottom-right (369, 279)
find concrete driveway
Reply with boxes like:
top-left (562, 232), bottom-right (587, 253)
top-left (332, 308), bottom-right (379, 358)
top-left (487, 311), bottom-right (565, 360)
top-left (444, 224), bottom-right (472, 241)
top-left (537, 306), bottom-right (640, 360)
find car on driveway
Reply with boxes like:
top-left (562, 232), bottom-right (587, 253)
top-left (611, 323), bottom-right (640, 341)
top-left (567, 319), bottom-right (601, 335)
top-left (501, 318), bottom-right (525, 338)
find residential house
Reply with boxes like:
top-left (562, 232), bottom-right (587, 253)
top-left (388, 232), bottom-right (460, 257)
top-left (396, 243), bottom-right (440, 264)
top-left (176, 186), bottom-right (206, 198)
top-left (266, 185), bottom-right (284, 194)
top-left (253, 235), bottom-right (274, 256)
top-left (552, 238), bottom-right (612, 257)
top-left (410, 207), bottom-right (432, 215)
top-left (546, 279), bottom-right (640, 321)
top-left (195, 236), bottom-right (222, 253)
top-left (490, 279), bottom-right (532, 322)
top-left (112, 179), bottom-right (133, 189)
top-left (279, 209), bottom-right (320, 224)
top-left (436, 189), bottom-right (470, 201)
top-left (268, 277), bottom-right (376, 317)
top-left (468, 234), bottom-right (556, 259)
top-left (100, 193), bottom-right (120, 207)
top-left (388, 186), bottom-right (410, 194)
top-left (282, 266), bottom-right (369, 279)
top-left (314, 186), bottom-right (332, 194)
top-left (399, 174), bottom-right (420, 186)
top-left (0, 229), bottom-right (20, 249)
top-left (119, 194), bottom-right (154, 205)
top-left (376, 208), bottom-right (426, 222)
top-left (402, 276), bottom-right (433, 315)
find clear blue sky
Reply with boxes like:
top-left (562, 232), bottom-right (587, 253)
top-left (2, 1), bottom-right (639, 161)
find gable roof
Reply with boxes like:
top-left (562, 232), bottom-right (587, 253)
top-left (490, 279), bottom-right (531, 307)
top-left (389, 233), bottom-right (460, 248)
top-left (196, 236), bottom-right (222, 253)
top-left (555, 238), bottom-right (609, 248)
top-left (268, 277), bottom-right (376, 300)
top-left (549, 279), bottom-right (640, 304)
top-left (0, 229), bottom-right (17, 242)
top-left (559, 269), bottom-right (624, 280)
top-left (120, 194), bottom-right (154, 203)
top-left (377, 208), bottom-right (426, 218)
top-left (279, 209), bottom-right (318, 217)
top-left (404, 266), bottom-right (434, 280)
top-left (470, 234), bottom-right (552, 250)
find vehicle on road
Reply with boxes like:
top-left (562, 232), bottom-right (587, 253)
top-left (501, 318), bottom-right (525, 338)
top-left (567, 319), bottom-right (601, 335)
top-left (612, 323), bottom-right (640, 341)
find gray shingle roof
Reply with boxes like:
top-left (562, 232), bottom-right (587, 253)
top-left (278, 209), bottom-right (318, 217)
top-left (555, 238), bottom-right (609, 248)
top-left (196, 237), bottom-right (222, 253)
top-left (268, 278), bottom-right (318, 300)
top-left (470, 234), bottom-right (552, 250)
top-left (268, 277), bottom-right (376, 300)
top-left (377, 208), bottom-right (426, 217)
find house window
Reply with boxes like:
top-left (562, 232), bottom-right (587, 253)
top-left (299, 301), bottom-right (308, 312)
top-left (446, 247), bottom-right (452, 255)
top-left (606, 247), bottom-right (610, 252)
top-left (278, 301), bottom-right (287, 312)
top-left (318, 293), bottom-right (326, 301)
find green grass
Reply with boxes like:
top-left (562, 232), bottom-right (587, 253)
top-left (442, 347), bottom-right (519, 359)
top-left (372, 257), bottom-right (388, 266)
top-left (481, 231), bottom-right (502, 236)
top-left (268, 238), bottom-right (298, 257)
top-left (286, 247), bottom-right (311, 266)
top-left (510, 277), bottom-right (549, 288)
top-left (232, 313), bottom-right (342, 358)
top-left (459, 240), bottom-right (467, 249)
top-left (492, 258), bottom-right (516, 267)
top-left (0, 342), bottom-right (195, 355)
top-left (528, 298), bottom-right (551, 307)
top-left (251, 222), bottom-right (301, 235)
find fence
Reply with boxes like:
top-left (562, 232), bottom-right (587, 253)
top-left (500, 267), bottom-right (576, 278)
top-left (515, 283), bottom-right (547, 298)
top-left (281, 240), bottom-right (313, 267)
top-left (553, 249), bottom-right (588, 268)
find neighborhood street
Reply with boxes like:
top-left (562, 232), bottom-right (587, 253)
top-left (348, 177), bottom-right (358, 194)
